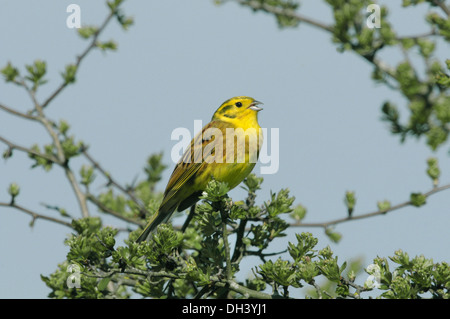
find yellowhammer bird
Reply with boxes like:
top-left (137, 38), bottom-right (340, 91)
top-left (136, 96), bottom-right (263, 242)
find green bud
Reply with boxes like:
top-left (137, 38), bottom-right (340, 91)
top-left (390, 249), bottom-right (410, 266)
top-left (61, 64), bottom-right (77, 84)
top-left (8, 183), bottom-right (20, 199)
top-left (347, 269), bottom-right (356, 282)
top-left (335, 283), bottom-right (349, 297)
top-left (410, 193), bottom-right (426, 207)
top-left (25, 60), bottom-right (47, 90)
top-left (243, 173), bottom-right (263, 192)
top-left (2, 147), bottom-right (13, 159)
top-left (200, 179), bottom-right (230, 202)
top-left (344, 191), bottom-right (356, 216)
top-left (417, 38), bottom-right (435, 58)
top-left (61, 136), bottom-right (82, 158)
top-left (107, 0), bottom-right (124, 12)
top-left (103, 233), bottom-right (116, 249)
top-left (80, 165), bottom-right (95, 186)
top-left (58, 120), bottom-right (70, 136)
top-left (1, 62), bottom-right (20, 82)
top-left (377, 200), bottom-right (391, 212)
top-left (426, 125), bottom-right (448, 151)
top-left (96, 40), bottom-right (118, 51)
top-left (426, 157), bottom-right (440, 186)
top-left (400, 38), bottom-right (415, 50)
top-left (318, 245), bottom-right (333, 259)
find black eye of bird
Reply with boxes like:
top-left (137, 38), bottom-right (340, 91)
top-left (235, 102), bottom-right (242, 107)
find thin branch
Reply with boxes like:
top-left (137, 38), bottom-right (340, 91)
top-left (0, 135), bottom-right (60, 164)
top-left (431, 0), bottom-right (450, 16)
top-left (220, 206), bottom-right (233, 281)
top-left (396, 30), bottom-right (438, 41)
top-left (82, 147), bottom-right (148, 215)
top-left (64, 166), bottom-right (90, 218)
top-left (0, 201), bottom-right (73, 229)
top-left (0, 132), bottom-right (89, 217)
top-left (226, 0), bottom-right (404, 80)
top-left (221, 280), bottom-right (274, 299)
top-left (86, 193), bottom-right (145, 227)
top-left (291, 183), bottom-right (450, 229)
top-left (0, 103), bottom-right (37, 121)
top-left (39, 115), bottom-right (90, 218)
top-left (40, 9), bottom-right (116, 109)
top-left (230, 0), bottom-right (334, 32)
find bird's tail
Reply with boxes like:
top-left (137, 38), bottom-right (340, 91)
top-left (135, 207), bottom-right (175, 243)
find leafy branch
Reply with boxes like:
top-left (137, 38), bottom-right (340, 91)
top-left (220, 0), bottom-right (450, 152)
top-left (0, 0), bottom-right (138, 222)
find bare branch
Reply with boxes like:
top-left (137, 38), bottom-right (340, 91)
top-left (0, 135), bottom-right (60, 164)
top-left (431, 0), bottom-right (450, 16)
top-left (41, 9), bottom-right (117, 109)
top-left (0, 103), bottom-right (37, 121)
top-left (229, 0), bottom-right (333, 32)
top-left (0, 201), bottom-right (73, 229)
top-left (291, 183), bottom-right (450, 229)
top-left (82, 147), bottom-right (148, 215)
top-left (0, 133), bottom-right (90, 218)
top-left (86, 193), bottom-right (145, 227)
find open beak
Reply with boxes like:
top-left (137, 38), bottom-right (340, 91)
top-left (249, 100), bottom-right (263, 111)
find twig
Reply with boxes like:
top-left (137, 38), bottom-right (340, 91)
top-left (230, 0), bottom-right (334, 32)
top-left (431, 0), bottom-right (450, 16)
top-left (82, 147), bottom-right (148, 215)
top-left (291, 183), bottom-right (450, 229)
top-left (220, 206), bottom-right (233, 281)
top-left (0, 135), bottom-right (60, 164)
top-left (0, 201), bottom-right (73, 229)
top-left (86, 193), bottom-right (145, 226)
top-left (40, 9), bottom-right (117, 109)
top-left (221, 280), bottom-right (274, 299)
top-left (226, 0), bottom-right (416, 82)
top-left (0, 103), bottom-right (37, 121)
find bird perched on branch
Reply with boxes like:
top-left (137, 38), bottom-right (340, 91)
top-left (136, 96), bottom-right (263, 242)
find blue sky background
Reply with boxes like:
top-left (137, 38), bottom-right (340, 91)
top-left (0, 0), bottom-right (449, 298)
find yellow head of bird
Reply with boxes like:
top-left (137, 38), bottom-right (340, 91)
top-left (212, 96), bottom-right (263, 122)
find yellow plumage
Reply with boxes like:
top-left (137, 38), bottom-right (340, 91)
top-left (136, 96), bottom-right (263, 242)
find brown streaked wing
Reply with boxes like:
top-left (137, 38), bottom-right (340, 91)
top-left (159, 120), bottom-right (229, 209)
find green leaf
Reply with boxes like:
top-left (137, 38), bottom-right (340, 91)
top-left (290, 204), bottom-right (307, 222)
top-left (2, 147), bottom-right (13, 160)
top-left (80, 165), bottom-right (95, 186)
top-left (426, 157), bottom-right (440, 186)
top-left (98, 277), bottom-right (111, 291)
top-left (325, 227), bottom-right (342, 243)
top-left (288, 232), bottom-right (318, 262)
top-left (77, 26), bottom-right (98, 39)
top-left (200, 179), bottom-right (230, 202)
top-left (58, 120), bottom-right (70, 136)
top-left (1, 62), bottom-right (19, 82)
top-left (417, 38), bottom-right (435, 58)
top-left (96, 40), bottom-right (118, 51)
top-left (25, 60), bottom-right (47, 90)
top-left (242, 174), bottom-right (263, 192)
top-left (61, 64), bottom-right (77, 84)
top-left (426, 125), bottom-right (448, 151)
